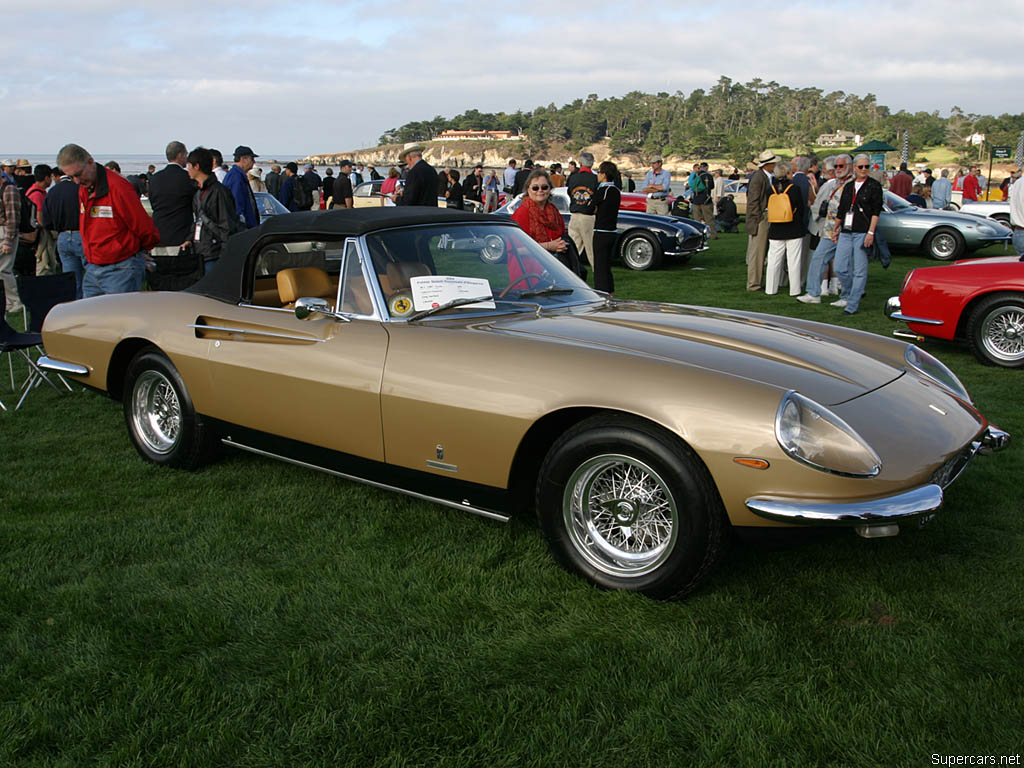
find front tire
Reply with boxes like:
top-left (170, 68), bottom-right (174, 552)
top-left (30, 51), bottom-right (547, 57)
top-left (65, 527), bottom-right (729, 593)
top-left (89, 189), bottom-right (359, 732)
top-left (924, 228), bottom-right (964, 261)
top-left (967, 293), bottom-right (1024, 368)
top-left (536, 415), bottom-right (726, 599)
top-left (123, 349), bottom-right (216, 468)
top-left (619, 231), bottom-right (663, 271)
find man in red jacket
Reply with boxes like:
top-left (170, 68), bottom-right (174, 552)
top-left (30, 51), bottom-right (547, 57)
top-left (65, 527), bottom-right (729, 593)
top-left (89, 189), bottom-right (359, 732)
top-left (56, 143), bottom-right (159, 297)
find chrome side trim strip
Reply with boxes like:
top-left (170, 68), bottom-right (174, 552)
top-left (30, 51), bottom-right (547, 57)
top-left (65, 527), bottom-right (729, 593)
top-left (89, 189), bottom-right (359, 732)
top-left (890, 312), bottom-right (943, 326)
top-left (746, 484), bottom-right (944, 525)
top-left (188, 324), bottom-right (325, 343)
top-left (37, 355), bottom-right (89, 375)
top-left (426, 460), bottom-right (458, 473)
top-left (221, 439), bottom-right (510, 523)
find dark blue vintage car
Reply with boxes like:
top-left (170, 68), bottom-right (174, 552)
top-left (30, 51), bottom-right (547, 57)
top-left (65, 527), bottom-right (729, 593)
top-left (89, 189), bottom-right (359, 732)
top-left (495, 188), bottom-right (709, 270)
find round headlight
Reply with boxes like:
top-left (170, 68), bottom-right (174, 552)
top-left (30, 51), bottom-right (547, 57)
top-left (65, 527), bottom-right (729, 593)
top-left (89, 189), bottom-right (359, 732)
top-left (905, 345), bottom-right (971, 402)
top-left (976, 224), bottom-right (996, 236)
top-left (775, 391), bottom-right (882, 478)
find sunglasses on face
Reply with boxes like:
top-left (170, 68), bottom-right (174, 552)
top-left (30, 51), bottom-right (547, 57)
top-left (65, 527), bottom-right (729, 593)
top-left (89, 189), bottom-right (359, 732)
top-left (530, 185), bottom-right (550, 191)
top-left (856, 164), bottom-right (869, 169)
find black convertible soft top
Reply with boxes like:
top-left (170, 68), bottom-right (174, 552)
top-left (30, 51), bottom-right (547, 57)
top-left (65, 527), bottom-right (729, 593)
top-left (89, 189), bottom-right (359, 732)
top-left (185, 207), bottom-right (504, 304)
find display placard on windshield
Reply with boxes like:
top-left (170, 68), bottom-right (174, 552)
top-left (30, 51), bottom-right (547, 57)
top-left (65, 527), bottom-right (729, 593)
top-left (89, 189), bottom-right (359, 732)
top-left (410, 276), bottom-right (496, 311)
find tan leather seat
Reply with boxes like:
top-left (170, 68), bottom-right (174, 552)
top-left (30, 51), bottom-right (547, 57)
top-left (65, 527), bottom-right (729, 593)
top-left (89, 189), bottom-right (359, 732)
top-left (277, 267), bottom-right (335, 308)
top-left (380, 261), bottom-right (431, 297)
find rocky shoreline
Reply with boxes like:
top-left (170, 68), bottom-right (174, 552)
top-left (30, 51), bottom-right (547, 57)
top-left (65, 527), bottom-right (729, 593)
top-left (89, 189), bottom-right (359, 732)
top-left (301, 140), bottom-right (716, 175)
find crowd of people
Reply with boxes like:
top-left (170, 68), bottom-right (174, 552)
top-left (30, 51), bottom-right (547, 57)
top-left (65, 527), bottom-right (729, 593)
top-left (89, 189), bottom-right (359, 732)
top-left (3, 136), bottom-right (1021, 318)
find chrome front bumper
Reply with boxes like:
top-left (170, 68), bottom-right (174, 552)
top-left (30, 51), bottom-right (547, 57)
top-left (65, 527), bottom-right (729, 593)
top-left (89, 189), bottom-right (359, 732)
top-left (746, 426), bottom-right (1009, 535)
top-left (884, 295), bottom-right (943, 326)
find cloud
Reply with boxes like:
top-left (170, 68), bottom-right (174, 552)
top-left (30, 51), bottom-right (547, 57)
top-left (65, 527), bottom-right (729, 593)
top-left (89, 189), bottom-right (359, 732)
top-left (5, 0), bottom-right (1022, 153)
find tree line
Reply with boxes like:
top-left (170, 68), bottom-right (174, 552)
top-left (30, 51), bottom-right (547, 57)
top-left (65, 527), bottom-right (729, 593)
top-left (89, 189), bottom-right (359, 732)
top-left (378, 77), bottom-right (1024, 167)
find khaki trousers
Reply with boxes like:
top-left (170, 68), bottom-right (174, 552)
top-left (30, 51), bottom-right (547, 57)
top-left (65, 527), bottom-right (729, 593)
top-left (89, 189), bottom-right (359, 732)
top-left (35, 228), bottom-right (57, 276)
top-left (646, 198), bottom-right (670, 215)
top-left (745, 221), bottom-right (769, 290)
top-left (692, 203), bottom-right (717, 238)
top-left (569, 213), bottom-right (595, 267)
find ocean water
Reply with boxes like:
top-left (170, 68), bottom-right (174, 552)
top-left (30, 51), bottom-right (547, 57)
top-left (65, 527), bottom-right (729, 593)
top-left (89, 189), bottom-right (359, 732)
top-left (5, 153), bottom-right (311, 176)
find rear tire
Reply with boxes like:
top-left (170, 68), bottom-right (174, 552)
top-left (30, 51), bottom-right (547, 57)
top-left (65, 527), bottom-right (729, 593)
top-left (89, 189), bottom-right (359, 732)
top-left (123, 349), bottom-right (217, 468)
top-left (966, 293), bottom-right (1024, 368)
top-left (536, 414), bottom-right (726, 600)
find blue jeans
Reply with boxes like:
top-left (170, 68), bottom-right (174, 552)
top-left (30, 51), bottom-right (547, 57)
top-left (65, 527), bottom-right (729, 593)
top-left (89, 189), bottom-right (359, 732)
top-left (835, 232), bottom-right (868, 313)
top-left (82, 252), bottom-right (146, 298)
top-left (804, 237), bottom-right (837, 297)
top-left (1013, 229), bottom-right (1024, 257)
top-left (57, 231), bottom-right (86, 299)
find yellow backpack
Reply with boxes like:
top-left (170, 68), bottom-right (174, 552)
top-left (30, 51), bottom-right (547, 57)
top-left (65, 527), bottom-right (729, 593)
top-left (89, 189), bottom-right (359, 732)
top-left (766, 183), bottom-right (794, 223)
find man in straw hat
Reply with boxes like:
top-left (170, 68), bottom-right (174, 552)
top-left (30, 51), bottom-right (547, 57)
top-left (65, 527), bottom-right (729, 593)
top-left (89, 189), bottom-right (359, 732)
top-left (394, 143), bottom-right (438, 207)
top-left (745, 150), bottom-right (778, 291)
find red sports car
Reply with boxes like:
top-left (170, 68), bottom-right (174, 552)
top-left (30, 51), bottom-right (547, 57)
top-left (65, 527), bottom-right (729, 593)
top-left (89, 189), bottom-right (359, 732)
top-left (619, 191), bottom-right (679, 212)
top-left (886, 255), bottom-right (1024, 368)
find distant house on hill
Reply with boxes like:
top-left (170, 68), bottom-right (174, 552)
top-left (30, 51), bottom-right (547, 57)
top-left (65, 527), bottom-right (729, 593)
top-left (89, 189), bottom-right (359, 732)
top-left (435, 129), bottom-right (525, 141)
top-left (816, 130), bottom-right (863, 147)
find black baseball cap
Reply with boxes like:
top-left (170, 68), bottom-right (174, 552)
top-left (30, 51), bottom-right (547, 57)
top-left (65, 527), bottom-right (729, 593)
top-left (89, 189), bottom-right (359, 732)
top-left (233, 145), bottom-right (258, 161)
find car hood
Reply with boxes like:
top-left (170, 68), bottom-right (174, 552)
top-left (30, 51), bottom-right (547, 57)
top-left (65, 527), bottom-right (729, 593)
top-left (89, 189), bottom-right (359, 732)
top-left (490, 301), bottom-right (904, 406)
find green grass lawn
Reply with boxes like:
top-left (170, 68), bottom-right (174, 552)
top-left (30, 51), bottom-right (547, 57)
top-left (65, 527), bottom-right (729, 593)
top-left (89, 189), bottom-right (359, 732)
top-left (2, 231), bottom-right (1021, 766)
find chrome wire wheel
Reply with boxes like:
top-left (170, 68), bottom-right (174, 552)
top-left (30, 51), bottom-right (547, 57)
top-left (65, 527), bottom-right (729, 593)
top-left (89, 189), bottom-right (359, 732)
top-left (926, 229), bottom-right (962, 260)
top-left (980, 304), bottom-right (1024, 364)
top-left (621, 235), bottom-right (655, 270)
top-left (563, 454), bottom-right (679, 578)
top-left (130, 370), bottom-right (182, 455)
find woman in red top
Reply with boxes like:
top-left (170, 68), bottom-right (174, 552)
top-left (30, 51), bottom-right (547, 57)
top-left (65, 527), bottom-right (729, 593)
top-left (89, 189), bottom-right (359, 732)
top-left (380, 167), bottom-right (400, 205)
top-left (509, 169), bottom-right (567, 287)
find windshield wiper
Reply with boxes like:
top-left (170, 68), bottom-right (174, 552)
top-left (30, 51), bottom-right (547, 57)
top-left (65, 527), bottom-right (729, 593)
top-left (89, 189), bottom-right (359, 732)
top-left (515, 287), bottom-right (575, 299)
top-left (406, 295), bottom-right (494, 322)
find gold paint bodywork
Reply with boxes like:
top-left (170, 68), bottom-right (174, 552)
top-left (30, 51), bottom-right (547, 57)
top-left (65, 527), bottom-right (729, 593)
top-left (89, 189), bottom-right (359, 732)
top-left (42, 271), bottom-right (988, 529)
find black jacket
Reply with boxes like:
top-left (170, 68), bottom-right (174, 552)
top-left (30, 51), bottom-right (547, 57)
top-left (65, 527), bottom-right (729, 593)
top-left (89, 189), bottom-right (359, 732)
top-left (463, 172), bottom-right (482, 201)
top-left (193, 176), bottom-right (242, 262)
top-left (149, 163), bottom-right (197, 246)
top-left (512, 168), bottom-right (531, 196)
top-left (767, 181), bottom-right (807, 240)
top-left (396, 160), bottom-right (439, 207)
top-left (566, 170), bottom-right (598, 214)
top-left (265, 170), bottom-right (281, 198)
top-left (836, 177), bottom-right (883, 233)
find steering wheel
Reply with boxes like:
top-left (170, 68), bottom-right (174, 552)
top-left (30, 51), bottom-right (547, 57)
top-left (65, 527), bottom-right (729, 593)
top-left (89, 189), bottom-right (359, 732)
top-left (499, 273), bottom-right (548, 298)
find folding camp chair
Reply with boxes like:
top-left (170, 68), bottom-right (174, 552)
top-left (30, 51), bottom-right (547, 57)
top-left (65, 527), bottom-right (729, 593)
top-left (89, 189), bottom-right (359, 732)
top-left (0, 282), bottom-right (65, 409)
top-left (16, 273), bottom-right (77, 392)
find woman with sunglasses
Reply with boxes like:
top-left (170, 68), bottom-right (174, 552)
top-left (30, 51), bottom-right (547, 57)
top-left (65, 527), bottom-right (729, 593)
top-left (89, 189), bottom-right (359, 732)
top-left (832, 153), bottom-right (882, 315)
top-left (510, 169), bottom-right (568, 255)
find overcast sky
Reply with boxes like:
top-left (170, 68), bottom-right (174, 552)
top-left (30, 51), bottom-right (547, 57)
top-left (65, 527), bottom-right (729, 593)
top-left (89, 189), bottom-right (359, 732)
top-left (5, 0), bottom-right (1023, 156)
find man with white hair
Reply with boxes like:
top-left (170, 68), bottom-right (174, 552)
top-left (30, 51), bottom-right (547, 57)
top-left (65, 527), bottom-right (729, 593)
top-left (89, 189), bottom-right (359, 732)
top-left (566, 152), bottom-right (598, 267)
top-left (56, 143), bottom-right (159, 298)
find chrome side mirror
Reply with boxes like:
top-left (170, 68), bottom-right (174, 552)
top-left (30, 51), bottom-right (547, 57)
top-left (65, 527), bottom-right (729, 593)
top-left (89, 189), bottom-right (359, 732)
top-left (294, 297), bottom-right (350, 322)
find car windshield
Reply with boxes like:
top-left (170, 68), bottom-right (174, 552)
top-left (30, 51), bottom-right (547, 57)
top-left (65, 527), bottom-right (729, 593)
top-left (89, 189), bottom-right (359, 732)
top-left (885, 191), bottom-right (915, 211)
top-left (363, 222), bottom-right (600, 319)
top-left (255, 193), bottom-right (289, 218)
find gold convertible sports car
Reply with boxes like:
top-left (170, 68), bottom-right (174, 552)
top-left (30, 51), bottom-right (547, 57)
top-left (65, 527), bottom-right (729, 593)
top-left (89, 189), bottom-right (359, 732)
top-left (40, 208), bottom-right (1010, 599)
